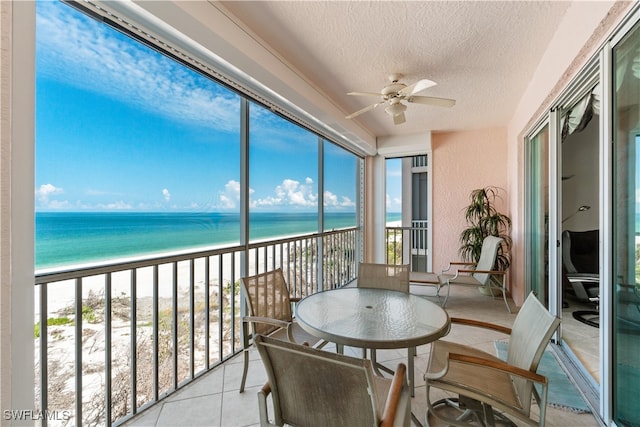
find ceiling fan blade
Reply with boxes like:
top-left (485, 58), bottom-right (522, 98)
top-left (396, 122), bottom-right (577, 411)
top-left (345, 102), bottom-right (381, 119)
top-left (408, 95), bottom-right (456, 108)
top-left (393, 112), bottom-right (406, 125)
top-left (398, 79), bottom-right (437, 97)
top-left (347, 91), bottom-right (384, 97)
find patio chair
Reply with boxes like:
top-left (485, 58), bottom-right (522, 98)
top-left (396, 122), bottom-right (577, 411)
top-left (356, 262), bottom-right (410, 371)
top-left (357, 262), bottom-right (410, 292)
top-left (562, 229), bottom-right (600, 327)
top-left (254, 334), bottom-right (411, 427)
top-left (424, 292), bottom-right (560, 427)
top-left (438, 235), bottom-right (511, 312)
top-left (239, 268), bottom-right (327, 393)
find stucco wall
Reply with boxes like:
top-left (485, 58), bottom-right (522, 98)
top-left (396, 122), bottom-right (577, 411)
top-left (431, 128), bottom-right (508, 276)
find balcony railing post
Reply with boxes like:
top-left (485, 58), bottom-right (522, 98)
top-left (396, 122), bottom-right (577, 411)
top-left (39, 283), bottom-right (48, 427)
top-left (105, 273), bottom-right (112, 426)
top-left (189, 258), bottom-right (195, 380)
top-left (74, 278), bottom-right (83, 426)
top-left (130, 269), bottom-right (137, 417)
top-left (152, 264), bottom-right (159, 402)
top-left (204, 257), bottom-right (210, 369)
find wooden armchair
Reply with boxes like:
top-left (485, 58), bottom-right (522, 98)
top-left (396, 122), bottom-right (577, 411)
top-left (424, 293), bottom-right (560, 426)
top-left (255, 334), bottom-right (411, 427)
top-left (239, 268), bottom-right (326, 393)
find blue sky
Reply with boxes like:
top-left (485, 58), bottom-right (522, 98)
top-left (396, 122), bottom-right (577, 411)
top-left (34, 1), bottom-right (401, 213)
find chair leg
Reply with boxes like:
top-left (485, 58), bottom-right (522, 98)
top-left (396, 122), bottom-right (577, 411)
top-left (502, 288), bottom-right (511, 313)
top-left (239, 348), bottom-right (249, 393)
top-left (440, 281), bottom-right (451, 307)
top-left (498, 276), bottom-right (511, 313)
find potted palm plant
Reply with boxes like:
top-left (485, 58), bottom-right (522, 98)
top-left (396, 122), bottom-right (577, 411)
top-left (459, 186), bottom-right (512, 293)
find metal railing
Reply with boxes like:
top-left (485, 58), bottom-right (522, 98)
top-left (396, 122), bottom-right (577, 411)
top-left (34, 227), bottom-right (358, 426)
top-left (385, 222), bottom-right (429, 271)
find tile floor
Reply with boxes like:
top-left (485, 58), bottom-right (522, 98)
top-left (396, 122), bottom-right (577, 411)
top-left (123, 285), bottom-right (602, 427)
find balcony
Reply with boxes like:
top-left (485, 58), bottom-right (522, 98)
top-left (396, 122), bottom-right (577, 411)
top-left (34, 225), bottom-right (599, 426)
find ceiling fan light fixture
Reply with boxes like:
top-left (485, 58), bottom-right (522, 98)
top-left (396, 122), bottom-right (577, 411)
top-left (385, 101), bottom-right (407, 116)
top-left (345, 73), bottom-right (455, 123)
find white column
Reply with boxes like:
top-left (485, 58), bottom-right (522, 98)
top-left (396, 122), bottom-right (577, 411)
top-left (1, 2), bottom-right (36, 424)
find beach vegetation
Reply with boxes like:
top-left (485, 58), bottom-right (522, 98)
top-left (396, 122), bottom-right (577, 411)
top-left (34, 316), bottom-right (73, 338)
top-left (386, 228), bottom-right (403, 264)
top-left (82, 305), bottom-right (98, 323)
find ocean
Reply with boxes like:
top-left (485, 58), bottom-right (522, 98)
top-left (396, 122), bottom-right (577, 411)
top-left (36, 211), bottom-right (402, 269)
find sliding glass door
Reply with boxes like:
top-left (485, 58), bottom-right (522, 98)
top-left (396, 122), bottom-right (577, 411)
top-left (612, 18), bottom-right (640, 426)
top-left (526, 124), bottom-right (549, 306)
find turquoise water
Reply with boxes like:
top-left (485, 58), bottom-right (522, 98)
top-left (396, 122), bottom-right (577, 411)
top-left (36, 212), bottom-right (401, 269)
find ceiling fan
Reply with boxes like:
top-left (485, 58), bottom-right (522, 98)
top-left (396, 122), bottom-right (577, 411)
top-left (345, 73), bottom-right (455, 125)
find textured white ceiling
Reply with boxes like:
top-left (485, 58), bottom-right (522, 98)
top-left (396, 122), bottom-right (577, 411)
top-left (219, 1), bottom-right (573, 138)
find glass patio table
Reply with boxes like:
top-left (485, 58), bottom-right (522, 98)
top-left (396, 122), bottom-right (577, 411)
top-left (295, 287), bottom-right (451, 397)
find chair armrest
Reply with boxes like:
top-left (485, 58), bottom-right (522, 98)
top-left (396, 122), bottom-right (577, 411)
top-left (457, 269), bottom-right (506, 275)
top-left (243, 316), bottom-right (291, 330)
top-left (566, 273), bottom-right (599, 283)
top-left (448, 352), bottom-right (547, 385)
top-left (243, 316), bottom-right (296, 341)
top-left (380, 363), bottom-right (407, 427)
top-left (450, 317), bottom-right (512, 335)
top-left (442, 261), bottom-right (476, 274)
top-left (449, 269), bottom-right (505, 282)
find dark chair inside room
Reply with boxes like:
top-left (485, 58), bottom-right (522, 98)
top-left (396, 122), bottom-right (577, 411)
top-left (562, 229), bottom-right (599, 327)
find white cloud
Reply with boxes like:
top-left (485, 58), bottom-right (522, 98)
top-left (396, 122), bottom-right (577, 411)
top-left (162, 188), bottom-right (171, 201)
top-left (98, 201), bottom-right (133, 210)
top-left (217, 180), bottom-right (247, 210)
top-left (225, 180), bottom-right (241, 195)
top-left (340, 196), bottom-right (355, 207)
top-left (324, 191), bottom-right (355, 208)
top-left (36, 183), bottom-right (63, 199)
top-left (218, 194), bottom-right (236, 209)
top-left (324, 191), bottom-right (338, 206)
top-left (46, 199), bottom-right (72, 209)
top-left (36, 183), bottom-right (66, 208)
top-left (36, 2), bottom-right (240, 133)
top-left (386, 194), bottom-right (402, 211)
top-left (252, 178), bottom-right (318, 209)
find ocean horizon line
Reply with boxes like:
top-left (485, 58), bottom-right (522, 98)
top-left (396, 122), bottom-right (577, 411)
top-left (36, 211), bottom-right (402, 270)
top-left (34, 224), bottom-right (362, 275)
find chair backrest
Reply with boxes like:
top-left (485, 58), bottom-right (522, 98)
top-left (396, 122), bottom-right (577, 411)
top-left (241, 269), bottom-right (293, 336)
top-left (506, 292), bottom-right (561, 412)
top-left (357, 263), bottom-right (410, 292)
top-left (562, 229), bottom-right (599, 274)
top-left (255, 334), bottom-right (382, 427)
top-left (473, 235), bottom-right (504, 284)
